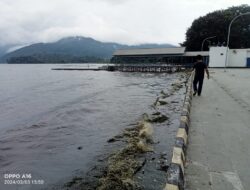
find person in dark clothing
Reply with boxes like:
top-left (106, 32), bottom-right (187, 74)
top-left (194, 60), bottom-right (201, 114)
top-left (192, 55), bottom-right (209, 96)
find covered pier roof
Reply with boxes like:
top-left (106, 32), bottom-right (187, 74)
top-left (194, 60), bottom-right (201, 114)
top-left (184, 51), bottom-right (209, 56)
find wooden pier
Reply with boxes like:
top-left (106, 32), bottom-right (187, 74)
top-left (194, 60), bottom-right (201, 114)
top-left (52, 64), bottom-right (186, 73)
top-left (113, 64), bottom-right (183, 72)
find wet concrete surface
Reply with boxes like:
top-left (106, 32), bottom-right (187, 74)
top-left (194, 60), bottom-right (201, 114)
top-left (186, 69), bottom-right (250, 190)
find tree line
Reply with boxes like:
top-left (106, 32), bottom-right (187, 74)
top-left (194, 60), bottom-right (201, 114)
top-left (182, 5), bottom-right (250, 51)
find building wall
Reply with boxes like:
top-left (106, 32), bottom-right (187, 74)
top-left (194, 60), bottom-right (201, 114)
top-left (247, 50), bottom-right (250, 58)
top-left (228, 49), bottom-right (247, 67)
top-left (209, 47), bottom-right (227, 67)
top-left (209, 47), bottom-right (250, 67)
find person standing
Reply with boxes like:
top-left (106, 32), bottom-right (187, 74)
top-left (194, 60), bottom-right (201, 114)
top-left (192, 55), bottom-right (209, 96)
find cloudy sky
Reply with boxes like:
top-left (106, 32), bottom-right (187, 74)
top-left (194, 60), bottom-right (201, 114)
top-left (0, 0), bottom-right (249, 48)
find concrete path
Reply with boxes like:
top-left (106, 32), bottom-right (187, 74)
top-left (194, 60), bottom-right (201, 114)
top-left (185, 69), bottom-right (250, 190)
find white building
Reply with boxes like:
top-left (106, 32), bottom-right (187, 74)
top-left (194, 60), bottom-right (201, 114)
top-left (209, 47), bottom-right (250, 68)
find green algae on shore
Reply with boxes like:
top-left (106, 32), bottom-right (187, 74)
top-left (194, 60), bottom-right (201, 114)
top-left (97, 121), bottom-right (153, 190)
top-left (97, 72), bottom-right (191, 190)
top-left (61, 71), bottom-right (191, 190)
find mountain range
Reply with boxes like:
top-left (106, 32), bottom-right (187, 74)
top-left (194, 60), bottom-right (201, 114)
top-left (0, 36), bottom-right (175, 63)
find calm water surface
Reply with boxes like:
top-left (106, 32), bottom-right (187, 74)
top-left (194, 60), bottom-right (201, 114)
top-left (0, 64), bottom-right (181, 190)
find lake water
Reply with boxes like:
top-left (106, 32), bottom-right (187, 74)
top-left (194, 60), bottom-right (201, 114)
top-left (0, 64), bottom-right (186, 190)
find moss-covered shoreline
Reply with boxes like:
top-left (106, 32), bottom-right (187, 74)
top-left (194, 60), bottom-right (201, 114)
top-left (60, 71), bottom-right (190, 190)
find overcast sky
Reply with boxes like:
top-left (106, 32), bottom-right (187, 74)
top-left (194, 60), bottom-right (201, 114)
top-left (0, 0), bottom-right (249, 48)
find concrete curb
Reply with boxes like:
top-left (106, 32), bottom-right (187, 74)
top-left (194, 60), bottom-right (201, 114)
top-left (164, 72), bottom-right (194, 190)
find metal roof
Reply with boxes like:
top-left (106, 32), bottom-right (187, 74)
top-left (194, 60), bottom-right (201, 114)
top-left (184, 51), bottom-right (209, 56)
top-left (113, 47), bottom-right (186, 56)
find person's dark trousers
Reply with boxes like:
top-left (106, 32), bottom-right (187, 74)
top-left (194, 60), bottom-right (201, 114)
top-left (193, 75), bottom-right (204, 95)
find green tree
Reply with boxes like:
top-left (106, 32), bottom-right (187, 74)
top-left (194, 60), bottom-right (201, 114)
top-left (182, 5), bottom-right (250, 51)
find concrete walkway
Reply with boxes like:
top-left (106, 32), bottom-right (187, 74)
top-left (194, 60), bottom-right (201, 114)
top-left (185, 69), bottom-right (250, 190)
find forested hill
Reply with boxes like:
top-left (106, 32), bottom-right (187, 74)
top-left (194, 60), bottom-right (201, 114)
top-left (0, 37), bottom-right (175, 63)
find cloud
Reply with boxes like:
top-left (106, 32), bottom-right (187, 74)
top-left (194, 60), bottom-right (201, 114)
top-left (87, 0), bottom-right (129, 5)
top-left (0, 0), bottom-right (249, 47)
